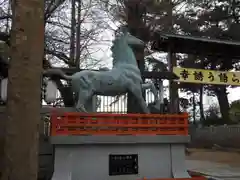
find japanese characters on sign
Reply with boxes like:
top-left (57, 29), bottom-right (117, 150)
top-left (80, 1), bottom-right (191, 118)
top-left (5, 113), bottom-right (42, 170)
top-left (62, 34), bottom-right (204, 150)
top-left (173, 67), bottom-right (240, 85)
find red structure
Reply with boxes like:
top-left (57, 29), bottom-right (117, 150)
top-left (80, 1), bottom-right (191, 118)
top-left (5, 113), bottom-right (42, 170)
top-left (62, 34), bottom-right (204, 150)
top-left (50, 111), bottom-right (189, 136)
top-left (50, 111), bottom-right (207, 180)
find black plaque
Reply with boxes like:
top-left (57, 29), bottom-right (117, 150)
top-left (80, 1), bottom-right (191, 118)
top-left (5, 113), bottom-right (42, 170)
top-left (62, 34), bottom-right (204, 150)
top-left (109, 154), bottom-right (138, 176)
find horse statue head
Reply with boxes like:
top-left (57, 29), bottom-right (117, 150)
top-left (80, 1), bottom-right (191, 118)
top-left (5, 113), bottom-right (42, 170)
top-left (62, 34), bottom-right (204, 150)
top-left (111, 25), bottom-right (144, 67)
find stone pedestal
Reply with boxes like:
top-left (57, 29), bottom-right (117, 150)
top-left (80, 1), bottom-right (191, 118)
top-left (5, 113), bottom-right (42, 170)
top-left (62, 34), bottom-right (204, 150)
top-left (51, 135), bottom-right (191, 180)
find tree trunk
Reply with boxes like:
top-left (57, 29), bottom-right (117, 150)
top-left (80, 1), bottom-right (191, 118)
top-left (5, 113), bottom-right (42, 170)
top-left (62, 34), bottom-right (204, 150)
top-left (192, 92), bottom-right (196, 125)
top-left (69, 0), bottom-right (76, 65)
top-left (1, 0), bottom-right (44, 179)
top-left (125, 1), bottom-right (147, 113)
top-left (75, 1), bottom-right (81, 68)
top-left (216, 86), bottom-right (230, 123)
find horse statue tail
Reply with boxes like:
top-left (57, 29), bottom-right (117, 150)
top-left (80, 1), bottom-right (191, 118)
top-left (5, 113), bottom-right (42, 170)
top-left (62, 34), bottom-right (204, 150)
top-left (43, 69), bottom-right (72, 80)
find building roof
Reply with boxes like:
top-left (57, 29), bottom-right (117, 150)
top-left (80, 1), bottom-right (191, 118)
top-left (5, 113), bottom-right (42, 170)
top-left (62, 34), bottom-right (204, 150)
top-left (151, 32), bottom-right (240, 59)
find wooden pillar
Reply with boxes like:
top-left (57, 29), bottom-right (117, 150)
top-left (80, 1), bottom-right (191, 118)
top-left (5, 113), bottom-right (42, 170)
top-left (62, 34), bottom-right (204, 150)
top-left (166, 0), bottom-right (179, 113)
top-left (168, 45), bottom-right (179, 113)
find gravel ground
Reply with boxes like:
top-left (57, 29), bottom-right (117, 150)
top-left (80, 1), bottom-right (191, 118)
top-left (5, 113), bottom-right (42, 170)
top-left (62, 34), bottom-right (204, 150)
top-left (186, 149), bottom-right (240, 180)
top-left (186, 148), bottom-right (240, 166)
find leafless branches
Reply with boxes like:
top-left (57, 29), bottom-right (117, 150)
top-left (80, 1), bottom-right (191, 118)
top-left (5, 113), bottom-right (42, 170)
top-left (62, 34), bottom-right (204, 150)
top-left (0, 0), bottom-right (112, 69)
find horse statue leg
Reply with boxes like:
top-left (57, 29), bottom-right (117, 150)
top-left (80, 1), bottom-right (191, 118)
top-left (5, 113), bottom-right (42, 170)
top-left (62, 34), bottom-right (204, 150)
top-left (84, 95), bottom-right (100, 112)
top-left (128, 83), bottom-right (150, 114)
top-left (75, 89), bottom-right (93, 112)
top-left (142, 82), bottom-right (160, 106)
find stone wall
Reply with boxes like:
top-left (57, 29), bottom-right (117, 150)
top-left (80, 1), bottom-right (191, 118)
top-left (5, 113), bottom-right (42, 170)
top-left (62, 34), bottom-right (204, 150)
top-left (189, 125), bottom-right (240, 148)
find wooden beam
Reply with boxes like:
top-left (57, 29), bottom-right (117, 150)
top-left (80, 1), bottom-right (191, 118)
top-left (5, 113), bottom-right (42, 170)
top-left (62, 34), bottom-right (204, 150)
top-left (143, 71), bottom-right (179, 80)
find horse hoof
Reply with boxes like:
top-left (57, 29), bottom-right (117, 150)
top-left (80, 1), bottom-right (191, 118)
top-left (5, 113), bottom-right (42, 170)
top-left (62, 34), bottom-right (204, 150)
top-left (75, 108), bottom-right (81, 112)
top-left (75, 107), bottom-right (88, 113)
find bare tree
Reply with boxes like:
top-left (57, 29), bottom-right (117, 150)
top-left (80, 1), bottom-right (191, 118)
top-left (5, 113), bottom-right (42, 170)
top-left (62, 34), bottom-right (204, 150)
top-left (0, 0), bottom-right (112, 106)
top-left (0, 0), bottom-right (111, 68)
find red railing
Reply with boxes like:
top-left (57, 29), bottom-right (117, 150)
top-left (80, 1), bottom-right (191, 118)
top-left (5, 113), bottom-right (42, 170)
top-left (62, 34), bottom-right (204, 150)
top-left (50, 111), bottom-right (189, 136)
